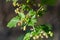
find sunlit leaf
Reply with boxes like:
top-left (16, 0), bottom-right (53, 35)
top-left (7, 16), bottom-right (19, 28)
top-left (23, 32), bottom-right (31, 40)
top-left (28, 15), bottom-right (37, 26)
top-left (18, 12), bottom-right (25, 20)
top-left (27, 0), bottom-right (30, 3)
top-left (21, 5), bottom-right (26, 10)
top-left (28, 10), bottom-right (36, 16)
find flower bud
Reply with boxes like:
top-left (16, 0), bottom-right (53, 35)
top-left (33, 37), bottom-right (36, 40)
top-left (23, 26), bottom-right (26, 31)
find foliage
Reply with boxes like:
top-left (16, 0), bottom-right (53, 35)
top-left (23, 32), bottom-right (31, 40)
top-left (6, 0), bottom-right (56, 40)
top-left (41, 0), bottom-right (56, 6)
top-left (24, 24), bottom-right (53, 40)
top-left (7, 16), bottom-right (19, 28)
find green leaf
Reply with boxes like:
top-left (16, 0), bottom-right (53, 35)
top-left (38, 11), bottom-right (44, 16)
top-left (31, 15), bottom-right (36, 19)
top-left (21, 5), bottom-right (31, 11)
top-left (7, 16), bottom-right (19, 28)
top-left (27, 11), bottom-right (37, 26)
top-left (21, 5), bottom-right (26, 10)
top-left (23, 32), bottom-right (31, 40)
top-left (39, 25), bottom-right (52, 33)
top-left (45, 24), bottom-right (52, 30)
top-left (18, 12), bottom-right (25, 20)
top-left (27, 0), bottom-right (30, 3)
top-left (28, 10), bottom-right (36, 16)
top-left (28, 21), bottom-right (34, 26)
top-left (41, 0), bottom-right (56, 6)
top-left (28, 15), bottom-right (37, 26)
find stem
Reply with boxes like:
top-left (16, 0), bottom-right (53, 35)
top-left (33, 26), bottom-right (36, 32)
